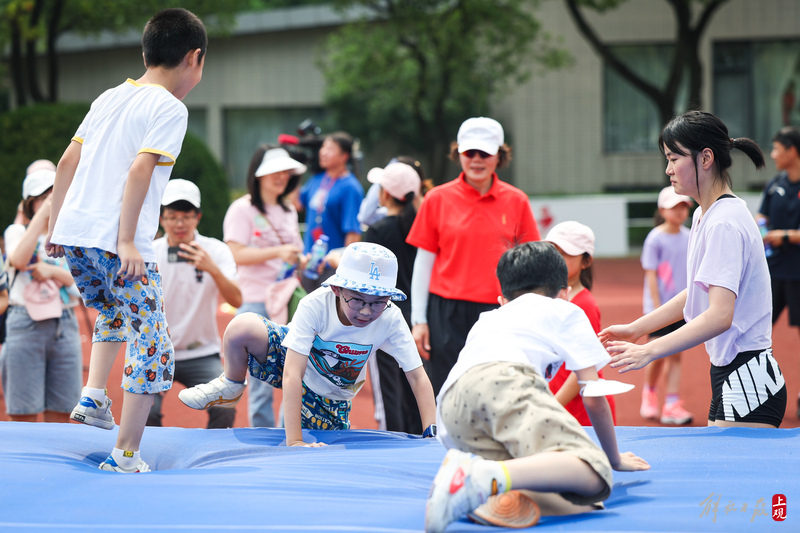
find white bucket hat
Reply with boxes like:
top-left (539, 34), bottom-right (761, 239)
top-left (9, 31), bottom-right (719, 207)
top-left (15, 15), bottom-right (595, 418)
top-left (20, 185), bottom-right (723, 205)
top-left (322, 242), bottom-right (407, 301)
top-left (22, 169), bottom-right (56, 199)
top-left (162, 179), bottom-right (201, 208)
top-left (255, 147), bottom-right (307, 177)
top-left (457, 117), bottom-right (504, 155)
top-left (367, 162), bottom-right (421, 201)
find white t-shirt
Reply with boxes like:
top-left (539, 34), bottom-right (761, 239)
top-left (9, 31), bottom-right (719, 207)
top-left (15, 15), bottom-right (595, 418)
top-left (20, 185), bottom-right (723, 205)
top-left (52, 79), bottom-right (188, 263)
top-left (154, 232), bottom-right (238, 361)
top-left (684, 197), bottom-right (772, 366)
top-left (222, 195), bottom-right (303, 304)
top-left (282, 287), bottom-right (422, 401)
top-left (436, 293), bottom-right (610, 436)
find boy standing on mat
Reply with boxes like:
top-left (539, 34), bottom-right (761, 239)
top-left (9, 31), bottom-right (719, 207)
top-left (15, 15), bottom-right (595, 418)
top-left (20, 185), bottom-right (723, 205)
top-left (425, 242), bottom-right (649, 532)
top-left (45, 8), bottom-right (207, 473)
top-left (179, 242), bottom-right (437, 446)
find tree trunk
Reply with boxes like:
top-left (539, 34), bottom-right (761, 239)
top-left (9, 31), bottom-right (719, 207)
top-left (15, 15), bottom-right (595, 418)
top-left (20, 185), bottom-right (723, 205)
top-left (9, 18), bottom-right (28, 107)
top-left (25, 0), bottom-right (46, 103)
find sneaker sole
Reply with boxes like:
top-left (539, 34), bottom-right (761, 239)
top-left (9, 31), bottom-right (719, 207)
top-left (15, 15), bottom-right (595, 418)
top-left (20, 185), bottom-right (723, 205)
top-left (469, 491), bottom-right (541, 529)
top-left (425, 450), bottom-right (473, 533)
top-left (70, 409), bottom-right (115, 430)
top-left (178, 391), bottom-right (243, 410)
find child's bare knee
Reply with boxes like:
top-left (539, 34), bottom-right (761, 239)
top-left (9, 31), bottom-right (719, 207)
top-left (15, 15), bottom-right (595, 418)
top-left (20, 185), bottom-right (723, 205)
top-left (224, 313), bottom-right (267, 355)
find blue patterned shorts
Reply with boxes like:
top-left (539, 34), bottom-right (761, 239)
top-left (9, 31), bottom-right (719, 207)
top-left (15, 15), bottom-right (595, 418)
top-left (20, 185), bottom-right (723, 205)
top-left (247, 314), bottom-right (351, 430)
top-left (64, 246), bottom-right (173, 394)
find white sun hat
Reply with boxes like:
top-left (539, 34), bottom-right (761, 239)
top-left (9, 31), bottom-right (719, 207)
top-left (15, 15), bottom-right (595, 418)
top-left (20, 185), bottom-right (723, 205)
top-left (255, 147), bottom-right (307, 177)
top-left (545, 221), bottom-right (596, 257)
top-left (322, 242), bottom-right (407, 301)
top-left (22, 169), bottom-right (56, 199)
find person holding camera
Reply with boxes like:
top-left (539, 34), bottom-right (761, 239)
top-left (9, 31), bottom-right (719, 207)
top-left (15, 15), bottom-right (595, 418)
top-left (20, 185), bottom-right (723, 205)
top-left (147, 179), bottom-right (242, 429)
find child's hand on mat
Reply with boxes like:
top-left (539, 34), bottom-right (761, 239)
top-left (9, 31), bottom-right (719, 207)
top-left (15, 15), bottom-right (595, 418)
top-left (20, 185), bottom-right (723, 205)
top-left (598, 324), bottom-right (639, 347)
top-left (612, 451), bottom-right (650, 471)
top-left (606, 342), bottom-right (655, 373)
top-left (288, 440), bottom-right (327, 448)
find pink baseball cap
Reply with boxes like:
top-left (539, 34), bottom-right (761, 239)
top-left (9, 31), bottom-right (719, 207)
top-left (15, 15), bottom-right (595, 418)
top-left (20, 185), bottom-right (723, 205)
top-left (367, 162), bottom-right (421, 201)
top-left (657, 186), bottom-right (693, 209)
top-left (545, 221), bottom-right (595, 257)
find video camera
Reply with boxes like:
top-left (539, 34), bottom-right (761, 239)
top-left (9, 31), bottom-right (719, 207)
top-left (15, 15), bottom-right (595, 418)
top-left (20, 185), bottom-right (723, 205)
top-left (278, 119), bottom-right (363, 177)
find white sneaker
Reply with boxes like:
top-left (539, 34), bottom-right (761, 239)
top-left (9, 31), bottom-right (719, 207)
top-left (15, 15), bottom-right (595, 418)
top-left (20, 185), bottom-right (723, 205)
top-left (425, 449), bottom-right (495, 533)
top-left (70, 396), bottom-right (115, 429)
top-left (99, 455), bottom-right (150, 473)
top-left (178, 374), bottom-right (245, 410)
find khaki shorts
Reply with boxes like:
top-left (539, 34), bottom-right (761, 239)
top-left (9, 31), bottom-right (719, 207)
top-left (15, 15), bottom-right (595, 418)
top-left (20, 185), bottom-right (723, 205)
top-left (439, 362), bottom-right (612, 506)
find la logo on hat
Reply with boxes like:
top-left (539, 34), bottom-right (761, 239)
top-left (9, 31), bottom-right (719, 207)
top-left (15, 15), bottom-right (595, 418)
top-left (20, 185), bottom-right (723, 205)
top-left (369, 262), bottom-right (380, 281)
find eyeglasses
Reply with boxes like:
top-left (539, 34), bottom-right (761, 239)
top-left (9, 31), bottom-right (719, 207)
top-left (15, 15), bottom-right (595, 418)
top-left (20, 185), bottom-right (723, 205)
top-left (461, 149), bottom-right (492, 159)
top-left (342, 294), bottom-right (390, 313)
top-left (162, 214), bottom-right (197, 225)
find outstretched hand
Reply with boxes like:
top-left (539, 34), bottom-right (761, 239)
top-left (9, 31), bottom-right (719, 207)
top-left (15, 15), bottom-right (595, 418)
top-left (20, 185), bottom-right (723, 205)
top-left (598, 324), bottom-right (639, 347)
top-left (287, 440), bottom-right (327, 448)
top-left (613, 451), bottom-right (650, 472)
top-left (607, 341), bottom-right (656, 374)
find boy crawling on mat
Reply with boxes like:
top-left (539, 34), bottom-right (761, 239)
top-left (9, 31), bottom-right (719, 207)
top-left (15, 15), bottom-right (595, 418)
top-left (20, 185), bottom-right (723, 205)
top-left (425, 241), bottom-right (650, 532)
top-left (180, 242), bottom-right (437, 445)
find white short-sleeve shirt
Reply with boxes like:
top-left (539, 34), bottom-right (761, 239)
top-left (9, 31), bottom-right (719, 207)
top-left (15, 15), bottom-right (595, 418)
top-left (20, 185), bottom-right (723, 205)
top-left (154, 232), bottom-right (238, 361)
top-left (684, 197), bottom-right (772, 366)
top-left (282, 287), bottom-right (422, 401)
top-left (52, 79), bottom-right (188, 263)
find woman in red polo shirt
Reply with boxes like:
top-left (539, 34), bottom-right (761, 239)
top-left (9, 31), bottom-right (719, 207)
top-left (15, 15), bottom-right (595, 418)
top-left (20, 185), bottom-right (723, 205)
top-left (406, 117), bottom-right (540, 394)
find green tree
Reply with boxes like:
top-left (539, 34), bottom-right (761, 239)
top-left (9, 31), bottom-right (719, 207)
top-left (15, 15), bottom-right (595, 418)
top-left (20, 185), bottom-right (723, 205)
top-left (565, 0), bottom-right (730, 128)
top-left (319, 0), bottom-right (571, 182)
top-left (0, 0), bottom-right (272, 107)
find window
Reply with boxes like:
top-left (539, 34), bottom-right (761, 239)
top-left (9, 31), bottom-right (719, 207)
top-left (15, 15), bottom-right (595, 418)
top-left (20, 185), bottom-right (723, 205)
top-left (223, 107), bottom-right (326, 188)
top-left (603, 44), bottom-right (688, 152)
top-left (187, 108), bottom-right (208, 144)
top-left (714, 41), bottom-right (800, 148)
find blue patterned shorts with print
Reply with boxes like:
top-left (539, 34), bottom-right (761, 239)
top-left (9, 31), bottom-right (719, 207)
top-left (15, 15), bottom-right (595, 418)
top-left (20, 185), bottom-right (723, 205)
top-left (247, 314), bottom-right (351, 430)
top-left (64, 246), bottom-right (174, 395)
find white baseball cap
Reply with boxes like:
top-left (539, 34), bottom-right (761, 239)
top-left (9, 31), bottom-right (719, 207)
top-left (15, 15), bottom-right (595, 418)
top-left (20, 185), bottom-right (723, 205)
top-left (545, 221), bottom-right (596, 257)
top-left (367, 162), bottom-right (421, 201)
top-left (457, 117), bottom-right (504, 155)
top-left (162, 179), bottom-right (201, 208)
top-left (22, 169), bottom-right (56, 199)
top-left (657, 186), bottom-right (693, 209)
top-left (322, 242), bottom-right (407, 301)
top-left (255, 147), bottom-right (307, 178)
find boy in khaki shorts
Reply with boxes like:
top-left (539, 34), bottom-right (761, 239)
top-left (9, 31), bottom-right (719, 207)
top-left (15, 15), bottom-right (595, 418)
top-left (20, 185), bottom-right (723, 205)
top-left (425, 242), bottom-right (650, 533)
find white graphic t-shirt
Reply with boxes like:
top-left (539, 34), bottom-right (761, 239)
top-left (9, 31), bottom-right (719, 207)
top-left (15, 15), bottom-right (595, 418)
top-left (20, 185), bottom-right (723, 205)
top-left (282, 287), bottom-right (422, 401)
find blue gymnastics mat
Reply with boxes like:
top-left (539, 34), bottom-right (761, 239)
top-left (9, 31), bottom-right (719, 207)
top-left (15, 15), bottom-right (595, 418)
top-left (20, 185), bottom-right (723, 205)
top-left (0, 422), bottom-right (797, 532)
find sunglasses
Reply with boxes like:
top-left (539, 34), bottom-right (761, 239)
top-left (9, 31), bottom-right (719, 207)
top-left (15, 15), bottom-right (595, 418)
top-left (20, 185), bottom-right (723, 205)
top-left (461, 149), bottom-right (493, 159)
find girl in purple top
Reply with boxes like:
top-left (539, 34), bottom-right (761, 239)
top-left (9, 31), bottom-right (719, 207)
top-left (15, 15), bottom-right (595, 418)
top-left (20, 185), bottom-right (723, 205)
top-left (601, 111), bottom-right (786, 428)
top-left (639, 186), bottom-right (693, 425)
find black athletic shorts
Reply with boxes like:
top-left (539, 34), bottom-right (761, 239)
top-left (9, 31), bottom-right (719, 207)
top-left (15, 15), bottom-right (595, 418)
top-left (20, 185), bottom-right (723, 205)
top-left (708, 349), bottom-right (786, 427)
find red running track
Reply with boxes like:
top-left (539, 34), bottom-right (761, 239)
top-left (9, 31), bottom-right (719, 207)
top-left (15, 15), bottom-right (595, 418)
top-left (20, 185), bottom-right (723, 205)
top-left (2, 257), bottom-right (798, 429)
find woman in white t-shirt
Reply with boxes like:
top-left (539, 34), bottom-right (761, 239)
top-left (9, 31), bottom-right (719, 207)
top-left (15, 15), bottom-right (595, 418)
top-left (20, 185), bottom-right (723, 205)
top-left (1, 169), bottom-right (82, 423)
top-left (223, 145), bottom-right (306, 427)
top-left (600, 111), bottom-right (786, 428)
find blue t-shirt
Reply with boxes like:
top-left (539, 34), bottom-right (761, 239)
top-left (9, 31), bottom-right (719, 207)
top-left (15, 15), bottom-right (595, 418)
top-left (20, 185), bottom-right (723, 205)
top-left (641, 225), bottom-right (690, 314)
top-left (300, 171), bottom-right (364, 252)
top-left (758, 172), bottom-right (800, 280)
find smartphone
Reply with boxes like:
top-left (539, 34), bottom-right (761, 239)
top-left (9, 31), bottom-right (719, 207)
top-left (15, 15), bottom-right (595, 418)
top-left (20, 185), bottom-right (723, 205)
top-left (167, 246), bottom-right (192, 263)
